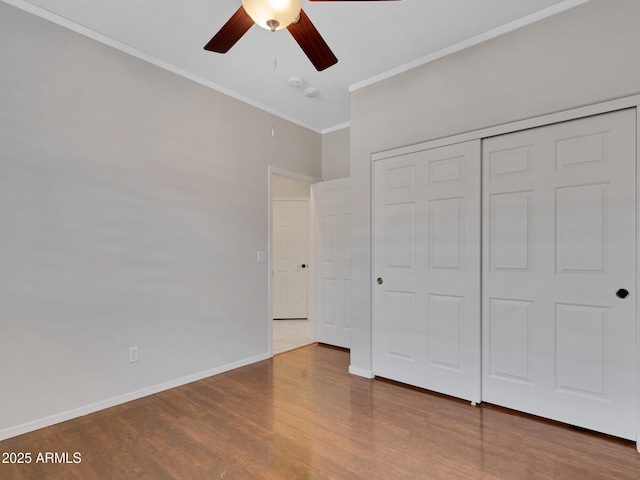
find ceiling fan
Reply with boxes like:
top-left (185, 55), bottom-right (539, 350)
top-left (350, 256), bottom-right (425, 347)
top-left (204, 0), bottom-right (399, 72)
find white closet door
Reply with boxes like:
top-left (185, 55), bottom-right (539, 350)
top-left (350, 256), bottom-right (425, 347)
top-left (273, 199), bottom-right (308, 319)
top-left (314, 178), bottom-right (351, 348)
top-left (482, 109), bottom-right (637, 440)
top-left (373, 140), bottom-right (481, 402)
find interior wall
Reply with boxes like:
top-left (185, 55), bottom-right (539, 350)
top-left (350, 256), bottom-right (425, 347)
top-left (0, 2), bottom-right (320, 438)
top-left (321, 127), bottom-right (350, 181)
top-left (349, 0), bottom-right (640, 373)
top-left (272, 175), bottom-right (311, 198)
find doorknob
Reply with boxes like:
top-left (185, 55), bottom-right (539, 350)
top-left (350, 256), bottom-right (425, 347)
top-left (377, 277), bottom-right (383, 285)
top-left (616, 288), bottom-right (630, 299)
top-left (300, 264), bottom-right (306, 269)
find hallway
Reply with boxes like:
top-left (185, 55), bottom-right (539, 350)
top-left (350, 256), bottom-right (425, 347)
top-left (273, 318), bottom-right (312, 354)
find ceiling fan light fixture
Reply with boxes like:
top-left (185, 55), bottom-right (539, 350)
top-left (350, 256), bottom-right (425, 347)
top-left (242, 0), bottom-right (301, 31)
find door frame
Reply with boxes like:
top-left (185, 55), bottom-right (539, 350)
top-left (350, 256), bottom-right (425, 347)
top-left (267, 167), bottom-right (320, 356)
top-left (370, 93), bottom-right (640, 451)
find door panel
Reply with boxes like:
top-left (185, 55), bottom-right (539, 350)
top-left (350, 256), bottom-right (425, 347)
top-left (314, 178), bottom-right (351, 348)
top-left (373, 140), bottom-right (481, 402)
top-left (273, 199), bottom-right (308, 319)
top-left (489, 191), bottom-right (534, 271)
top-left (482, 109), bottom-right (636, 440)
top-left (428, 294), bottom-right (464, 370)
top-left (488, 298), bottom-right (533, 383)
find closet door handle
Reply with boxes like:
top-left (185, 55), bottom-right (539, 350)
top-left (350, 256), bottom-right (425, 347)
top-left (377, 277), bottom-right (383, 285)
top-left (616, 288), bottom-right (630, 299)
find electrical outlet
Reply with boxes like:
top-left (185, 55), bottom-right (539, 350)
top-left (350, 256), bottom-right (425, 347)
top-left (129, 346), bottom-right (139, 363)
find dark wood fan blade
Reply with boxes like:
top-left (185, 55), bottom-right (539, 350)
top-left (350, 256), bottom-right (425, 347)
top-left (204, 6), bottom-right (254, 53)
top-left (287, 9), bottom-right (338, 71)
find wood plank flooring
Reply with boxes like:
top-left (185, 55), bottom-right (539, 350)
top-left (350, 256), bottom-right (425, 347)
top-left (1, 344), bottom-right (639, 479)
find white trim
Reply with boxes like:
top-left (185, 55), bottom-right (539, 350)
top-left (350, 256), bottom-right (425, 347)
top-left (0, 352), bottom-right (270, 442)
top-left (369, 154), bottom-right (376, 377)
top-left (309, 185), bottom-right (317, 342)
top-left (268, 170), bottom-right (274, 356)
top-left (1, 0), bottom-right (322, 134)
top-left (371, 92), bottom-right (640, 451)
top-left (349, 0), bottom-right (591, 93)
top-left (269, 167), bottom-right (321, 185)
top-left (272, 196), bottom-right (310, 202)
top-left (321, 122), bottom-right (350, 135)
top-left (636, 106), bottom-right (640, 453)
top-left (349, 365), bottom-right (374, 379)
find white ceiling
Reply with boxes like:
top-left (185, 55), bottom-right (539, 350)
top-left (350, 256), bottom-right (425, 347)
top-left (6, 0), bottom-right (588, 132)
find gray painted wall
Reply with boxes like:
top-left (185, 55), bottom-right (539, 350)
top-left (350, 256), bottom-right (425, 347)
top-left (0, 2), bottom-right (320, 438)
top-left (322, 127), bottom-right (350, 180)
top-left (349, 0), bottom-right (640, 372)
top-left (272, 175), bottom-right (311, 198)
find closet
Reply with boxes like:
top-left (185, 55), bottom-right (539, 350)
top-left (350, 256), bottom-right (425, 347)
top-left (373, 140), bottom-right (481, 403)
top-left (372, 108), bottom-right (637, 440)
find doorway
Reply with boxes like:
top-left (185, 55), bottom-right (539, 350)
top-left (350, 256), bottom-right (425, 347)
top-left (269, 168), bottom-right (319, 354)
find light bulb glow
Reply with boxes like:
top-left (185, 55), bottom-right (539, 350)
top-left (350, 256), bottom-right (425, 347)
top-left (269, 0), bottom-right (292, 10)
top-left (242, 0), bottom-right (301, 31)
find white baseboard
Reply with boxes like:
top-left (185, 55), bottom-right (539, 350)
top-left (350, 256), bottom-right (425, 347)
top-left (0, 352), bottom-right (271, 442)
top-left (348, 365), bottom-right (374, 379)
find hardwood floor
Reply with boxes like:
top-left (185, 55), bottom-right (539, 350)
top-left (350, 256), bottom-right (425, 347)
top-left (1, 344), bottom-right (639, 479)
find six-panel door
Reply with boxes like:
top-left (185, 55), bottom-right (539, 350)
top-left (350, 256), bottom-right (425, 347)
top-left (273, 199), bottom-right (309, 319)
top-left (314, 178), bottom-right (352, 348)
top-left (373, 140), bottom-right (482, 403)
top-left (482, 109), bottom-right (637, 440)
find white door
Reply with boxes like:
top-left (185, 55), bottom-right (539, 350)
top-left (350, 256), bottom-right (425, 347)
top-left (273, 199), bottom-right (308, 319)
top-left (482, 109), bottom-right (636, 440)
top-left (373, 140), bottom-right (481, 402)
top-left (314, 178), bottom-right (351, 348)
